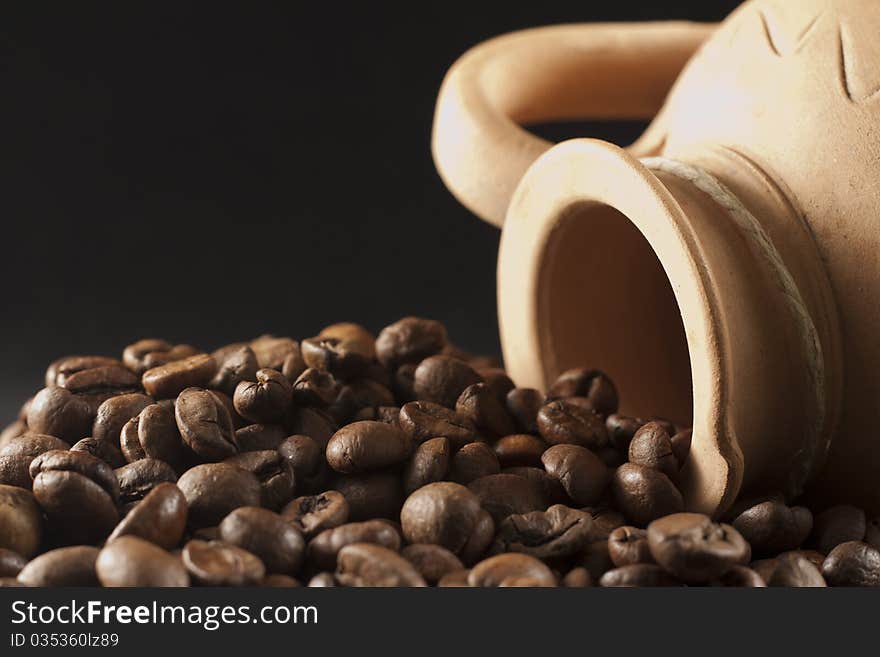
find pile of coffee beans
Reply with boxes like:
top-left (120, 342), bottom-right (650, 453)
top-left (1, 317), bottom-right (878, 586)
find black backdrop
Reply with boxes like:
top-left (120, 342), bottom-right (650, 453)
top-left (0, 1), bottom-right (740, 421)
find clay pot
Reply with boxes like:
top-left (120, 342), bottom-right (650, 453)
top-left (432, 0), bottom-right (880, 514)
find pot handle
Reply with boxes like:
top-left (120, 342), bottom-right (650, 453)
top-left (431, 22), bottom-right (717, 227)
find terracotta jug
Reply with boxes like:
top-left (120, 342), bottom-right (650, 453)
top-left (431, 0), bottom-right (880, 516)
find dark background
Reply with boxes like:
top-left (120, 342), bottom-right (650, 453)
top-left (0, 1), bottom-right (739, 421)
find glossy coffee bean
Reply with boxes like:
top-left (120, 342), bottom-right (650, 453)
top-left (209, 345), bottom-right (259, 396)
top-left (108, 482), bottom-right (187, 549)
top-left (437, 569), bottom-right (471, 587)
top-left (605, 414), bottom-right (645, 452)
top-left (599, 564), bottom-right (678, 587)
top-left (712, 565), bottom-right (766, 587)
top-left (234, 423), bottom-right (287, 452)
top-left (326, 421), bottom-right (412, 474)
top-left (291, 368), bottom-right (339, 407)
top-left (98, 536), bottom-right (189, 587)
top-left (283, 407), bottom-right (337, 449)
top-left (493, 434), bottom-right (547, 468)
top-left (467, 474), bottom-right (545, 524)
top-left (455, 383), bottom-right (515, 439)
top-left (120, 403), bottom-right (183, 467)
top-left (608, 526), bottom-right (654, 567)
top-left (402, 437), bottom-right (450, 494)
top-left (318, 323), bottom-right (376, 359)
top-left (219, 507), bottom-right (305, 574)
top-left (327, 379), bottom-right (395, 425)
top-left (336, 543), bottom-right (427, 587)
top-left (70, 437), bottom-right (126, 469)
top-left (562, 567), bottom-right (592, 587)
top-left (477, 368), bottom-right (515, 404)
top-left (26, 387), bottom-right (92, 444)
top-left (401, 544), bottom-right (464, 584)
top-left (537, 400), bottom-right (608, 449)
top-left (177, 463), bottom-right (261, 528)
top-left (647, 513), bottom-right (750, 583)
top-left (413, 355), bottom-right (482, 409)
top-left (301, 336), bottom-right (372, 381)
top-left (225, 450), bottom-right (295, 510)
top-left (628, 422), bottom-right (678, 479)
top-left (0, 485), bottom-right (43, 558)
top-left (670, 428), bottom-right (692, 466)
top-left (330, 471), bottom-right (402, 521)
top-left (278, 435), bottom-right (325, 492)
top-left (732, 500), bottom-right (813, 555)
top-left (468, 553), bottom-right (556, 587)
top-left (398, 400), bottom-right (478, 449)
top-left (401, 482), bottom-right (493, 558)
top-left (142, 354), bottom-right (217, 399)
top-left (0, 548), bottom-right (26, 577)
top-left (176, 387), bottom-right (237, 461)
top-left (31, 450), bottom-right (119, 545)
top-left (250, 336), bottom-right (300, 372)
top-left (92, 393), bottom-right (153, 447)
top-left (58, 364), bottom-right (140, 400)
top-left (449, 442), bottom-right (500, 485)
top-left (282, 490), bottom-right (349, 537)
top-left (308, 520), bottom-right (401, 571)
top-left (115, 458), bottom-right (177, 507)
top-left (46, 355), bottom-right (122, 387)
top-left (503, 467), bottom-right (567, 506)
top-left (588, 507), bottom-right (627, 539)
top-left (123, 339), bottom-right (192, 374)
top-left (821, 541), bottom-right (880, 586)
top-left (505, 388), bottom-right (543, 435)
top-left (308, 572), bottom-right (337, 587)
top-left (0, 433), bottom-right (69, 488)
top-left (17, 546), bottom-right (100, 586)
top-left (812, 505), bottom-right (866, 555)
top-left (182, 539), bottom-right (264, 586)
top-left (547, 368), bottom-right (618, 416)
top-left (541, 444), bottom-right (610, 506)
top-left (766, 552), bottom-right (827, 587)
top-left (492, 504), bottom-right (593, 560)
top-left (375, 317), bottom-right (447, 369)
top-left (611, 463), bottom-right (684, 526)
top-left (233, 369), bottom-right (292, 424)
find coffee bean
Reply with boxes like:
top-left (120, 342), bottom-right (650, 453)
top-left (587, 507), bottom-right (627, 539)
top-left (670, 428), bottom-right (692, 466)
top-left (233, 369), bottom-right (292, 424)
top-left (547, 368), bottom-right (618, 416)
top-left (262, 574), bottom-right (301, 587)
top-left (115, 458), bottom-right (177, 507)
top-left (353, 405), bottom-right (401, 427)
top-left (336, 543), bottom-right (427, 587)
top-left (628, 422), bottom-right (678, 479)
top-left (812, 505), bottom-right (866, 554)
top-left (292, 368), bottom-right (339, 407)
top-left (224, 450), bottom-right (295, 510)
top-left (97, 536), bottom-right (189, 587)
top-left (70, 437), bottom-right (126, 469)
top-left (468, 553), bottom-right (556, 587)
top-left (177, 463), bottom-right (261, 528)
top-left (437, 569), bottom-right (471, 587)
top-left (182, 539), bottom-right (264, 586)
top-left (26, 387), bottom-right (92, 443)
top-left (562, 566), bottom-right (592, 587)
top-left (712, 565), bottom-right (766, 587)
top-left (209, 345), bottom-right (259, 396)
top-left (0, 421), bottom-right (28, 450)
top-left (455, 383), bottom-right (515, 439)
top-left (278, 435), bottom-right (325, 492)
top-left (0, 485), bottom-right (43, 557)
top-left (17, 546), bottom-right (100, 586)
top-left (732, 500), bottom-right (813, 555)
top-left (60, 364), bottom-right (140, 400)
top-left (392, 363), bottom-right (417, 404)
top-left (537, 400), bottom-right (608, 449)
top-left (282, 490), bottom-right (349, 537)
top-left (122, 339), bottom-right (175, 374)
top-left (144, 345), bottom-right (201, 371)
top-left (611, 463), bottom-right (683, 526)
top-left (234, 423), bottom-right (287, 452)
top-left (120, 403), bottom-right (183, 467)
top-left (505, 388), bottom-right (543, 435)
top-left (219, 507), bottom-right (305, 574)
top-left (283, 407), bottom-right (337, 448)
top-left (647, 513), bottom-right (750, 583)
top-left (0, 548), bottom-right (26, 577)
top-left (301, 336), bottom-right (372, 381)
top-left (492, 504), bottom-right (593, 561)
top-left (503, 467), bottom-right (567, 506)
top-left (92, 393), bottom-right (153, 447)
top-left (31, 450), bottom-right (119, 545)
top-left (250, 336), bottom-right (301, 372)
top-left (605, 414), bottom-right (645, 452)
top-left (402, 437), bottom-right (450, 494)
top-left (398, 400), bottom-right (478, 449)
top-left (608, 526), bottom-right (654, 567)
top-left (413, 355), bottom-right (482, 409)
top-left (331, 471), bottom-right (402, 521)
top-left (449, 442), bottom-right (500, 485)
top-left (108, 482), bottom-right (187, 549)
top-left (142, 354), bottom-right (217, 399)
top-left (599, 564), bottom-right (678, 587)
top-left (176, 387), bottom-right (237, 461)
top-left (581, 538), bottom-right (614, 580)
top-left (46, 355), bottom-right (122, 387)
top-left (401, 544), bottom-right (464, 584)
top-left (822, 541), bottom-right (880, 586)
top-left (541, 444), bottom-right (610, 506)
top-left (328, 379), bottom-right (395, 425)
top-left (0, 433), bottom-right (69, 488)
top-left (766, 552), bottom-right (827, 587)
top-left (375, 317), bottom-right (447, 369)
top-left (308, 520), bottom-right (401, 571)
top-left (326, 421), bottom-right (412, 473)
top-left (467, 473), bottom-right (545, 524)
top-left (493, 434), bottom-right (547, 468)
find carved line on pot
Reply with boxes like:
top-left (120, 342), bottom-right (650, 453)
top-left (757, 5), bottom-right (826, 57)
top-left (839, 22), bottom-right (880, 104)
top-left (642, 156), bottom-right (825, 497)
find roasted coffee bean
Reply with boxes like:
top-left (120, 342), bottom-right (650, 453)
top-left (209, 345), bottom-right (259, 396)
top-left (318, 323), bottom-right (376, 360)
top-left (208, 390), bottom-right (245, 429)
top-left (142, 354), bottom-right (217, 399)
top-left (605, 414), bottom-right (645, 452)
top-left (92, 393), bottom-right (153, 446)
top-left (250, 336), bottom-right (300, 372)
top-left (437, 569), bottom-right (471, 587)
top-left (234, 423), bottom-right (287, 452)
top-left (326, 421), bottom-right (412, 473)
top-left (732, 500), bottom-right (813, 555)
top-left (547, 368), bottom-right (618, 416)
top-left (143, 345), bottom-right (200, 371)
top-left (402, 437), bottom-right (450, 494)
top-left (301, 336), bottom-right (372, 380)
top-left (449, 442), bottom-right (500, 485)
top-left (612, 463), bottom-right (683, 526)
top-left (493, 434), bottom-right (547, 468)
top-left (224, 450), bottom-right (295, 510)
top-left (476, 368), bottom-right (515, 403)
top-left (123, 339), bottom-right (186, 374)
top-left (505, 388), bottom-right (543, 435)
top-left (60, 365), bottom-right (140, 409)
top-left (115, 458), bottom-right (177, 507)
top-left (812, 505), bottom-right (866, 554)
top-left (336, 543), bottom-right (427, 587)
top-left (177, 463), bottom-right (261, 528)
top-left (468, 553), bottom-right (556, 587)
top-left (97, 536), bottom-right (189, 587)
top-left (821, 541), bottom-right (880, 586)
top-left (455, 383), bottom-right (515, 439)
top-left (562, 567), bottom-right (592, 587)
top-left (0, 485), bottom-right (43, 558)
top-left (647, 513), bottom-right (750, 583)
top-left (282, 491), bottom-right (349, 537)
top-left (492, 505), bottom-right (593, 561)
top-left (597, 446), bottom-right (625, 469)
top-left (46, 355), bottom-right (122, 387)
top-left (120, 403), bottom-right (183, 466)
top-left (413, 355), bottom-right (482, 409)
top-left (0, 433), bottom-right (69, 488)
top-left (608, 526), bottom-right (654, 567)
top-left (308, 572), bottom-right (337, 587)
top-left (283, 407), bottom-right (337, 448)
top-left (26, 387), bottom-right (92, 443)
top-left (108, 482), bottom-right (187, 549)
top-left (588, 507), bottom-right (627, 539)
top-left (670, 428), bottom-right (692, 466)
top-left (233, 369), bottom-right (292, 424)
top-left (31, 450), bottom-right (119, 545)
top-left (537, 400), bottom-right (608, 449)
top-left (330, 471), bottom-right (403, 521)
top-left (401, 544), bottom-right (464, 584)
top-left (278, 435), bottom-right (325, 490)
top-left (17, 546), bottom-right (100, 586)
top-left (0, 548), bottom-right (26, 577)
top-left (398, 400), bottom-right (478, 449)
top-left (176, 387), bottom-right (237, 461)
top-left (354, 405), bottom-right (401, 426)
top-left (70, 437), bottom-right (126, 469)
top-left (375, 317), bottom-right (447, 369)
top-left (262, 574), bottom-right (301, 587)
top-left (182, 539), bottom-right (264, 586)
top-left (581, 538), bottom-right (614, 580)
top-left (467, 473), bottom-right (545, 524)
top-left (292, 368), bottom-right (339, 407)
top-left (541, 444), bottom-right (610, 506)
top-left (219, 507), bottom-right (305, 574)
top-left (628, 422), bottom-right (678, 479)
top-left (308, 520), bottom-right (401, 571)
top-left (599, 564), bottom-right (678, 587)
top-left (392, 363), bottom-right (417, 403)
top-left (712, 565), bottom-right (766, 587)
top-left (503, 467), bottom-right (567, 506)
top-left (328, 379), bottom-right (395, 425)
top-left (766, 552), bottom-right (827, 587)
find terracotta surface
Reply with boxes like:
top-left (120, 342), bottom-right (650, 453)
top-left (432, 0), bottom-right (880, 515)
